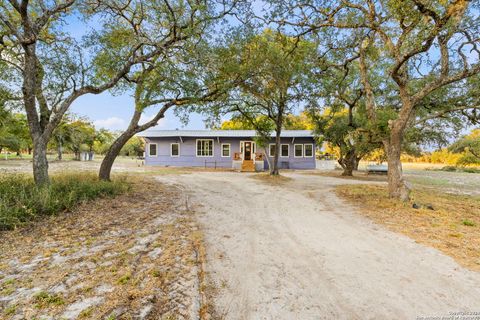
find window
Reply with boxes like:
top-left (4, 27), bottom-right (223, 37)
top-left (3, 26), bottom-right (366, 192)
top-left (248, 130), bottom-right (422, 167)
top-left (294, 144), bottom-right (303, 158)
top-left (149, 143), bottom-right (157, 157)
top-left (221, 144), bottom-right (231, 157)
top-left (196, 139), bottom-right (213, 157)
top-left (281, 144), bottom-right (289, 157)
top-left (269, 144), bottom-right (276, 157)
top-left (304, 144), bottom-right (314, 157)
top-left (171, 143), bottom-right (179, 157)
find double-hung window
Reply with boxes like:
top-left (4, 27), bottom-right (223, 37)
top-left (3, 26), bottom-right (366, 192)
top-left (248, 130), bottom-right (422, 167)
top-left (171, 143), bottom-right (180, 157)
top-left (149, 143), bottom-right (157, 157)
top-left (294, 144), bottom-right (303, 158)
top-left (280, 144), bottom-right (289, 157)
top-left (221, 144), bottom-right (230, 157)
top-left (304, 144), bottom-right (314, 157)
top-left (269, 144), bottom-right (276, 157)
top-left (196, 139), bottom-right (214, 157)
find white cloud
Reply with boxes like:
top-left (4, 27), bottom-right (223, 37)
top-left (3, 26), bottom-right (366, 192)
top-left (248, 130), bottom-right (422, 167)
top-left (94, 117), bottom-right (127, 131)
top-left (139, 114), bottom-right (167, 128)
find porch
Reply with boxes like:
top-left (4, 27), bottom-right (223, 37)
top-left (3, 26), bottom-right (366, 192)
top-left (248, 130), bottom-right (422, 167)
top-left (231, 141), bottom-right (265, 172)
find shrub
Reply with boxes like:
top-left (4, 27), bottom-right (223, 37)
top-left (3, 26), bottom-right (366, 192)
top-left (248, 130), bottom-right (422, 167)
top-left (462, 220), bottom-right (476, 227)
top-left (0, 173), bottom-right (129, 230)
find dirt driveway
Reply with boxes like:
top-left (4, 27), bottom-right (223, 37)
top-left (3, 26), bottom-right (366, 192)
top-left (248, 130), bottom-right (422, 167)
top-left (158, 171), bottom-right (480, 320)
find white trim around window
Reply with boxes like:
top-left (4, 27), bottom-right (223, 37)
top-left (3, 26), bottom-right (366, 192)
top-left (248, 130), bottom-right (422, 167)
top-left (170, 143), bottom-right (180, 157)
top-left (148, 143), bottom-right (158, 157)
top-left (280, 144), bottom-right (289, 158)
top-left (269, 144), bottom-right (276, 157)
top-left (196, 139), bottom-right (214, 157)
top-left (221, 143), bottom-right (231, 157)
top-left (294, 144), bottom-right (304, 158)
top-left (304, 144), bottom-right (314, 157)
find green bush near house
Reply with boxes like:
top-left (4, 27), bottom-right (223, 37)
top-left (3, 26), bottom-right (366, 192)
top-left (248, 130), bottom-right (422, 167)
top-left (0, 173), bottom-right (129, 230)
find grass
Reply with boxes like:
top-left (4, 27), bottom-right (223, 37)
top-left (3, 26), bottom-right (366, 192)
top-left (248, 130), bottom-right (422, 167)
top-left (0, 173), bottom-right (129, 230)
top-left (336, 184), bottom-right (480, 271)
top-left (33, 291), bottom-right (65, 308)
top-left (250, 172), bottom-right (292, 185)
top-left (428, 165), bottom-right (480, 174)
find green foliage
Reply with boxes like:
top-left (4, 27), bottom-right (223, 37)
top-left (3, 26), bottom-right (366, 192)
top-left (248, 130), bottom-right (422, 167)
top-left (0, 112), bottom-right (31, 153)
top-left (33, 291), bottom-right (65, 308)
top-left (311, 107), bottom-right (381, 164)
top-left (0, 173), bottom-right (129, 230)
top-left (120, 136), bottom-right (145, 157)
top-left (449, 129), bottom-right (480, 165)
top-left (462, 220), bottom-right (476, 227)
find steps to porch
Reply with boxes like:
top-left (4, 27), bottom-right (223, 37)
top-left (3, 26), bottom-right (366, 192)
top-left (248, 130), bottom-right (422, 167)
top-left (241, 160), bottom-right (255, 172)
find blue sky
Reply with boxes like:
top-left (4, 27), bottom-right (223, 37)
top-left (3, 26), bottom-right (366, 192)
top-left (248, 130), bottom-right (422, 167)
top-left (69, 1), bottom-right (268, 132)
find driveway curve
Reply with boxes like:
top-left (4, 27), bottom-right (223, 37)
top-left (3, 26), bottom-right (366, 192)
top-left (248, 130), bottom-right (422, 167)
top-left (157, 172), bottom-right (480, 320)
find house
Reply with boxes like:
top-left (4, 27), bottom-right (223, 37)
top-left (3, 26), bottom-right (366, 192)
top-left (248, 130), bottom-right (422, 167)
top-left (138, 130), bottom-right (316, 171)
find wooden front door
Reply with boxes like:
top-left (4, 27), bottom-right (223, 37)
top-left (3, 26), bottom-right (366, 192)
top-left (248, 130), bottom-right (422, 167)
top-left (244, 142), bottom-right (252, 160)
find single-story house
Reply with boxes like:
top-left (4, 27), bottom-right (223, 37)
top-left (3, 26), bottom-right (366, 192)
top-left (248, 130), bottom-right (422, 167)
top-left (138, 130), bottom-right (316, 171)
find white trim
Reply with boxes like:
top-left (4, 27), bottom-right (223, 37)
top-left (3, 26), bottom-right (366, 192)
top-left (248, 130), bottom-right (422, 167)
top-left (280, 144), bottom-right (289, 158)
top-left (268, 144), bottom-right (276, 157)
top-left (240, 140), bottom-right (255, 160)
top-left (170, 143), bottom-right (180, 157)
top-left (304, 144), bottom-right (314, 157)
top-left (294, 144), bottom-right (304, 158)
top-left (195, 139), bottom-right (214, 157)
top-left (148, 143), bottom-right (158, 157)
top-left (221, 143), bottom-right (231, 157)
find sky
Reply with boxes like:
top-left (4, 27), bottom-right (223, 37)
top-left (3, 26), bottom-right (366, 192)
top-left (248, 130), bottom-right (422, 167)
top-left (68, 1), bottom-right (268, 132)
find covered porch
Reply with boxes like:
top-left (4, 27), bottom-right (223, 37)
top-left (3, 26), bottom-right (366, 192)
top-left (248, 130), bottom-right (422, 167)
top-left (231, 141), bottom-right (265, 172)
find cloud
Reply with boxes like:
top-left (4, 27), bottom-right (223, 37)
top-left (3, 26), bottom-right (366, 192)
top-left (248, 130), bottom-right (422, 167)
top-left (93, 114), bottom-right (169, 131)
top-left (93, 117), bottom-right (127, 131)
top-left (139, 114), bottom-right (167, 128)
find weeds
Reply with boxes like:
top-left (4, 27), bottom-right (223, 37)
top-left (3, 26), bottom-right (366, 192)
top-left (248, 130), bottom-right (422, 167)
top-left (336, 184), bottom-right (480, 271)
top-left (462, 219), bottom-right (476, 227)
top-left (33, 291), bottom-right (65, 308)
top-left (0, 173), bottom-right (129, 230)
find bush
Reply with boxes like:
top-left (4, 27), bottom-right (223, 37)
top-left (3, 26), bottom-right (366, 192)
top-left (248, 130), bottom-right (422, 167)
top-left (0, 173), bottom-right (129, 230)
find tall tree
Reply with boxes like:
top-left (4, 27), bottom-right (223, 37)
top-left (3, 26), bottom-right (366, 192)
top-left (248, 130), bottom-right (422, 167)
top-left (270, 0), bottom-right (480, 200)
top-left (91, 0), bottom-right (239, 181)
top-left (206, 29), bottom-right (317, 175)
top-left (0, 1), bottom-right (171, 185)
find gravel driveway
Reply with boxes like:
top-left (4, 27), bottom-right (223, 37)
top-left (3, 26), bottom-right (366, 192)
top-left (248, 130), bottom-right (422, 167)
top-left (158, 171), bottom-right (480, 320)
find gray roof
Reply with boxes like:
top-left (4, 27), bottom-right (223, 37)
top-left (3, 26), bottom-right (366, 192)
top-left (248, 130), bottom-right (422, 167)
top-left (138, 129), bottom-right (314, 138)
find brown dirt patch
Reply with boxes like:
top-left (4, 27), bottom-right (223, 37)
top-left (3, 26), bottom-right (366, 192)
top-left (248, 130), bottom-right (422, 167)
top-left (249, 173), bottom-right (293, 185)
top-left (0, 177), bottom-right (207, 319)
top-left (336, 184), bottom-right (480, 271)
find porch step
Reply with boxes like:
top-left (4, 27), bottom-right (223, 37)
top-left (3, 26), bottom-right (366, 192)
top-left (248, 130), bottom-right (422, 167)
top-left (241, 160), bottom-right (255, 172)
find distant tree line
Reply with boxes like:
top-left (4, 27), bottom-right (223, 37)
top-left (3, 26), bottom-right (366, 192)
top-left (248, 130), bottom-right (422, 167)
top-left (0, 111), bottom-right (144, 159)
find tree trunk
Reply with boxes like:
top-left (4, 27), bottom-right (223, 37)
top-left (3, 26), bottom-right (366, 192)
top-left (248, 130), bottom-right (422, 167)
top-left (32, 138), bottom-right (50, 186)
top-left (338, 149), bottom-right (356, 176)
top-left (385, 135), bottom-right (410, 201)
top-left (99, 129), bottom-right (135, 181)
top-left (57, 139), bottom-right (63, 160)
top-left (263, 146), bottom-right (271, 172)
top-left (270, 127), bottom-right (281, 175)
top-left (354, 156), bottom-right (361, 170)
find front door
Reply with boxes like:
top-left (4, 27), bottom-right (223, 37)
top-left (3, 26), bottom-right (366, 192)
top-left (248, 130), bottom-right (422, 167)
top-left (244, 142), bottom-right (252, 160)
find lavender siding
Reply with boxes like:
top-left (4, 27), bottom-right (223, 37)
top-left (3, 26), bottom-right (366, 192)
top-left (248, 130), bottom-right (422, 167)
top-left (144, 136), bottom-right (316, 169)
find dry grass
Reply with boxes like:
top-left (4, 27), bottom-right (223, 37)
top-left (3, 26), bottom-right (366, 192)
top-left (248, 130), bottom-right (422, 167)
top-left (0, 176), bottom-right (209, 319)
top-left (336, 184), bottom-right (480, 271)
top-left (250, 173), bottom-right (293, 185)
top-left (305, 170), bottom-right (388, 182)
